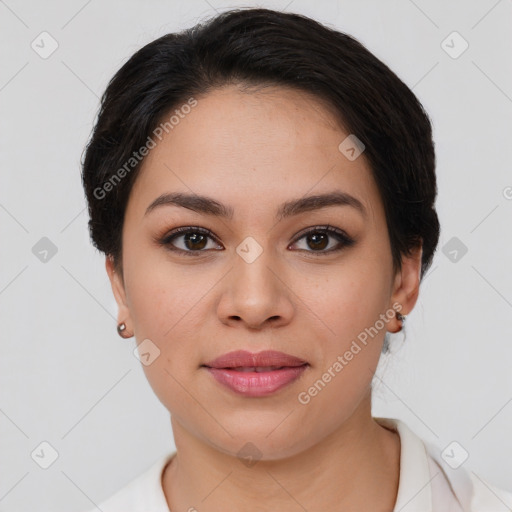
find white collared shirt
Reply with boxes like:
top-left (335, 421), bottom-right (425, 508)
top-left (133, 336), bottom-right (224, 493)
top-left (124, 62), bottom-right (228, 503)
top-left (82, 417), bottom-right (512, 511)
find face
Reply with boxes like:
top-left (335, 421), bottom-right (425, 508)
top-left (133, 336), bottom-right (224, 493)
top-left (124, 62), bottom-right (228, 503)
top-left (106, 84), bottom-right (421, 460)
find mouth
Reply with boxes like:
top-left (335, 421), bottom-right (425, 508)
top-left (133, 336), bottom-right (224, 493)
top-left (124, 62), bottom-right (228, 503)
top-left (203, 349), bottom-right (308, 369)
top-left (220, 365), bottom-right (298, 372)
top-left (201, 350), bottom-right (309, 397)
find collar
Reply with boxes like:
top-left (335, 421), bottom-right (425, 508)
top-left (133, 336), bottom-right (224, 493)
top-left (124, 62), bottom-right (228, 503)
top-left (155, 417), bottom-right (437, 511)
top-left (374, 416), bottom-right (434, 511)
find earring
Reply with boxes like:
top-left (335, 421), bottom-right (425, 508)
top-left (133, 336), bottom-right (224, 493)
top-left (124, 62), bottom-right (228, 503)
top-left (117, 322), bottom-right (132, 339)
top-left (396, 312), bottom-right (407, 332)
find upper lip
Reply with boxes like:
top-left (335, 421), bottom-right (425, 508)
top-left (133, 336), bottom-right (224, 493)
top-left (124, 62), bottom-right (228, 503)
top-left (203, 350), bottom-right (308, 369)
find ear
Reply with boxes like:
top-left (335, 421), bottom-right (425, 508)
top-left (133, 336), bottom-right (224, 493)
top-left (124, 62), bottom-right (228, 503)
top-left (388, 244), bottom-right (422, 333)
top-left (105, 255), bottom-right (132, 331)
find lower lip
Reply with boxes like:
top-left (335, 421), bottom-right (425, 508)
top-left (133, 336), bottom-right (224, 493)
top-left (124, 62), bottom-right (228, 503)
top-left (204, 365), bottom-right (308, 397)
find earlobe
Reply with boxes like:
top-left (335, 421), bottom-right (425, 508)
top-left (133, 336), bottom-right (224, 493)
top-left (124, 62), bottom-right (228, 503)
top-left (105, 256), bottom-right (133, 336)
top-left (389, 245), bottom-right (422, 331)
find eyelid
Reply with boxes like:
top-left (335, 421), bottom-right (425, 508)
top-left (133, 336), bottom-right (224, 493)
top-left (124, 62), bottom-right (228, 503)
top-left (157, 226), bottom-right (223, 255)
top-left (288, 224), bottom-right (355, 254)
top-left (289, 224), bottom-right (350, 245)
top-left (157, 224), bottom-right (355, 256)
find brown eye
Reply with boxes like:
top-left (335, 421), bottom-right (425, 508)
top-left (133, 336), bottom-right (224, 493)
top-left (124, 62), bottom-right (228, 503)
top-left (305, 232), bottom-right (329, 250)
top-left (181, 231), bottom-right (208, 250)
top-left (289, 225), bottom-right (355, 255)
top-left (158, 224), bottom-right (355, 257)
top-left (160, 227), bottom-right (223, 256)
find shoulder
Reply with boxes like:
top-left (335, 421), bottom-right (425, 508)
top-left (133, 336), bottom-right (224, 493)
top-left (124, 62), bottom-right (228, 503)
top-left (421, 437), bottom-right (512, 511)
top-left (467, 471), bottom-right (512, 511)
top-left (375, 416), bottom-right (512, 511)
top-left (79, 452), bottom-right (175, 512)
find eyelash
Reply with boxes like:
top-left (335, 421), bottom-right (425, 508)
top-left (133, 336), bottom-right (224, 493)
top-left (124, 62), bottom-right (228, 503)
top-left (157, 225), bottom-right (355, 257)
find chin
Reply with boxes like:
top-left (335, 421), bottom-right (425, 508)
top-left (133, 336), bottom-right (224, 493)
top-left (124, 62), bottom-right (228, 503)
top-left (199, 415), bottom-right (312, 460)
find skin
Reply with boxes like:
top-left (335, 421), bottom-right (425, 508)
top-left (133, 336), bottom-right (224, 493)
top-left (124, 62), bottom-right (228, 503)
top-left (105, 84), bottom-right (422, 511)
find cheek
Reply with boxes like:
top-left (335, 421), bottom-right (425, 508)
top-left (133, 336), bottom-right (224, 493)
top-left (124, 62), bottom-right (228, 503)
top-left (129, 278), bottom-right (205, 415)
top-left (301, 256), bottom-right (391, 344)
top-left (123, 240), bottom-right (206, 339)
top-left (294, 272), bottom-right (388, 430)
top-left (296, 253), bottom-right (391, 397)
top-left (123, 257), bottom-right (207, 397)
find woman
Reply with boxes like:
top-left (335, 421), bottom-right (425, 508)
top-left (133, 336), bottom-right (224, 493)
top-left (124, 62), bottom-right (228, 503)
top-left (80, 7), bottom-right (512, 511)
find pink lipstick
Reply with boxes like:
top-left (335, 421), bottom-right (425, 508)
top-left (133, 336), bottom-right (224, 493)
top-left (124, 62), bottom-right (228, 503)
top-left (202, 350), bottom-right (308, 397)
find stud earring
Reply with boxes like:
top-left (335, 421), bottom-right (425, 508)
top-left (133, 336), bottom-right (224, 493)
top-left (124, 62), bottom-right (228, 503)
top-left (117, 322), bottom-right (132, 339)
top-left (396, 312), bottom-right (406, 332)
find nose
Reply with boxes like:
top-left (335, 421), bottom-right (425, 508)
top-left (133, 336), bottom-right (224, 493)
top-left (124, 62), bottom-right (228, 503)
top-left (216, 248), bottom-right (295, 330)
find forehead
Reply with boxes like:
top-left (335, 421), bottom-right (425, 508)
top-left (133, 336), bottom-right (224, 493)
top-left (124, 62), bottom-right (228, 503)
top-left (126, 84), bottom-right (380, 224)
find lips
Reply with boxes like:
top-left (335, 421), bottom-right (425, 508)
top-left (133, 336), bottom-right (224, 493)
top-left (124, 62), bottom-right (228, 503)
top-left (230, 366), bottom-right (285, 372)
top-left (202, 350), bottom-right (309, 397)
top-left (203, 350), bottom-right (308, 369)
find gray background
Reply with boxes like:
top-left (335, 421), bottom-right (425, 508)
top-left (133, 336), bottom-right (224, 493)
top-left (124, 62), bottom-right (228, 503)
top-left (1, 0), bottom-right (511, 510)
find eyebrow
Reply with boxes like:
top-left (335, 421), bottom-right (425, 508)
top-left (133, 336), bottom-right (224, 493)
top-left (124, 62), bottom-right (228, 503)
top-left (144, 191), bottom-right (367, 221)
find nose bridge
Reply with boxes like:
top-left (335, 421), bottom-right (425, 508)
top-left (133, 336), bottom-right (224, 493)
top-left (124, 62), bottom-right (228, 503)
top-left (217, 234), bottom-right (293, 327)
top-left (233, 234), bottom-right (279, 297)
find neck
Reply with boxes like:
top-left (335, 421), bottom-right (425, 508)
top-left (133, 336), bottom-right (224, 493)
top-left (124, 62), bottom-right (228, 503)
top-left (162, 395), bottom-right (400, 511)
